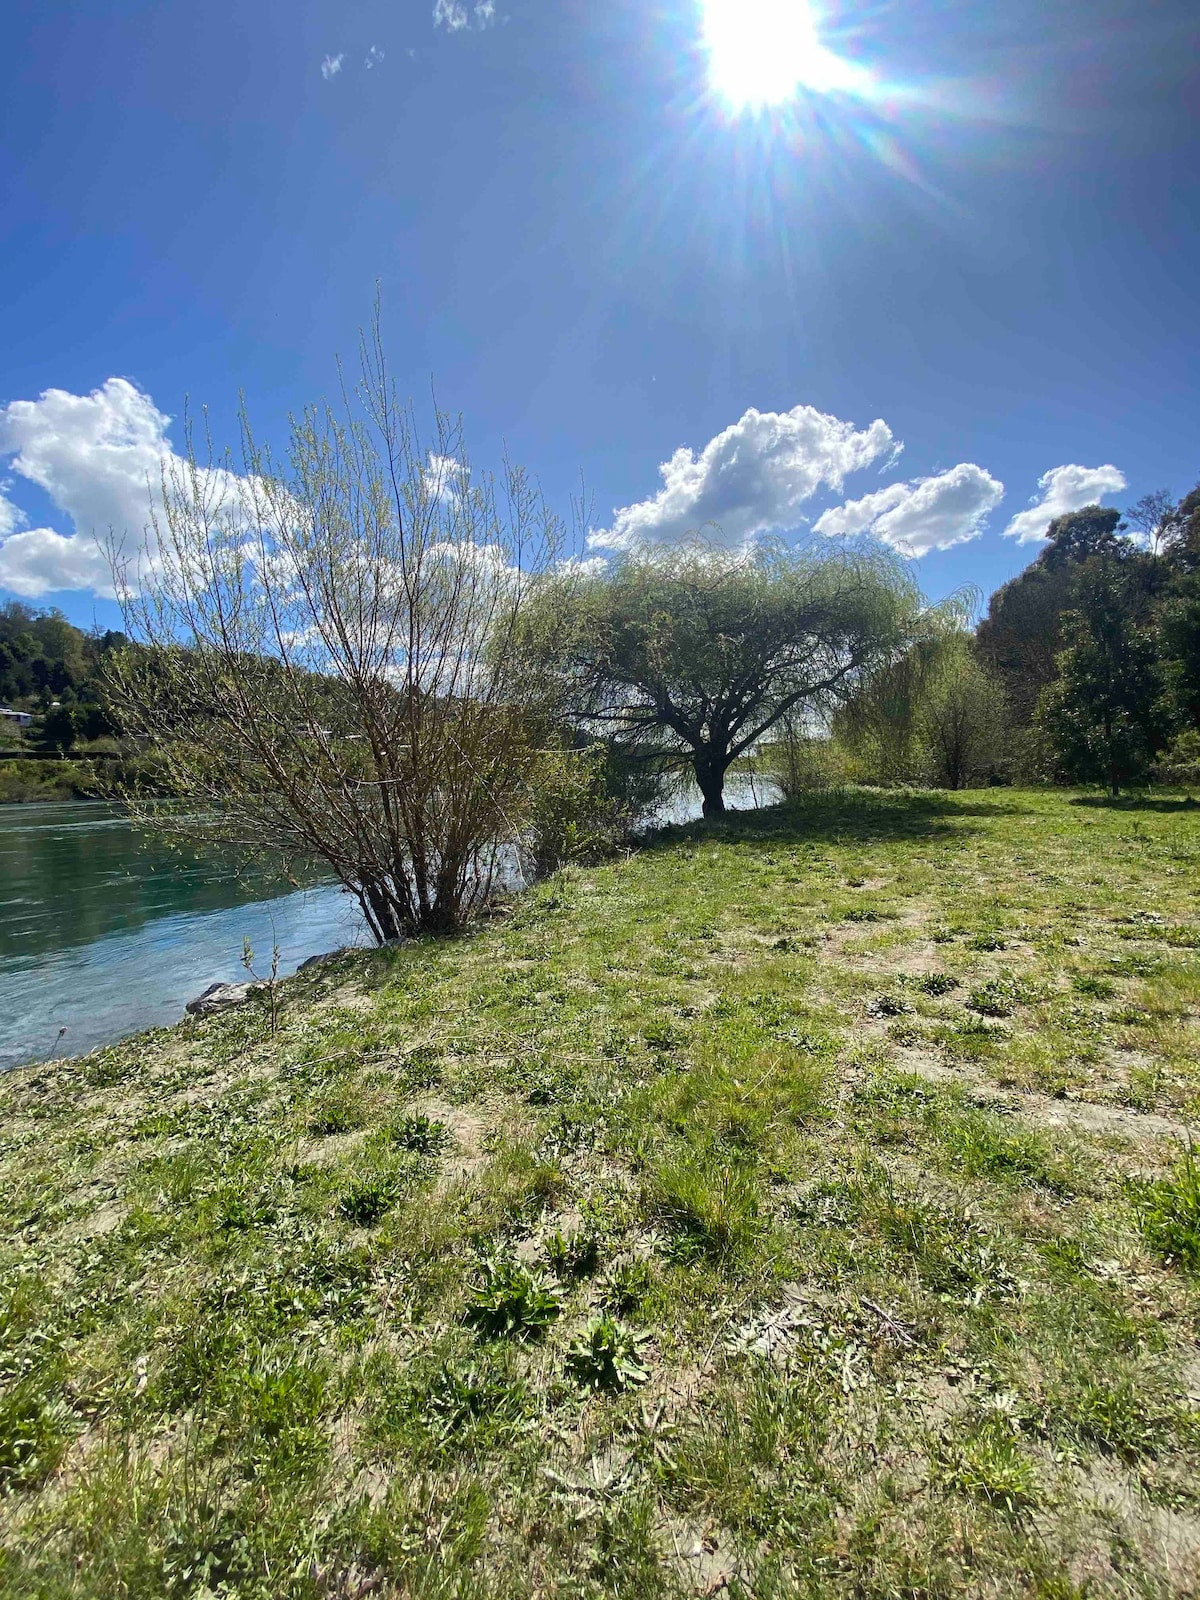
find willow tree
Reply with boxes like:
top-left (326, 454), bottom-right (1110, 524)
top-left (517, 539), bottom-right (924, 814)
top-left (106, 329), bottom-right (567, 941)
top-left (834, 619), bottom-right (1008, 789)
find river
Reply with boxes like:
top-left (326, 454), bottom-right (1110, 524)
top-left (0, 803), bottom-right (366, 1072)
top-left (0, 776), bottom-right (774, 1072)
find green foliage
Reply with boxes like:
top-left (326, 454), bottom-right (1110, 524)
top-left (966, 974), bottom-right (1036, 1017)
top-left (1036, 560), bottom-right (1171, 794)
top-left (408, 1358), bottom-right (534, 1450)
top-left (464, 1255), bottom-right (565, 1340)
top-left (519, 538), bottom-right (921, 813)
top-left (544, 1227), bottom-right (600, 1280)
top-left (649, 1154), bottom-right (760, 1261)
top-left (1130, 1147), bottom-right (1200, 1270)
top-left (384, 1113), bottom-right (448, 1154)
top-left (0, 600), bottom-right (125, 717)
top-left (976, 505), bottom-right (1127, 728)
top-left (599, 1255), bottom-right (654, 1316)
top-left (940, 1411), bottom-right (1039, 1513)
top-left (903, 971), bottom-right (958, 996)
top-left (565, 1315), bottom-right (649, 1392)
top-left (336, 1176), bottom-right (399, 1226)
top-left (520, 739), bottom-right (652, 879)
top-left (836, 626), bottom-right (1008, 789)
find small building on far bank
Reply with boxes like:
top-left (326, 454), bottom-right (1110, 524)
top-left (1, 707), bottom-right (34, 728)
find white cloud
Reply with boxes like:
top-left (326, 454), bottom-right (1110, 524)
top-left (1002, 463), bottom-right (1126, 545)
top-left (0, 376), bottom-right (248, 600)
top-left (0, 527), bottom-right (116, 599)
top-left (422, 453), bottom-right (469, 503)
top-left (0, 486), bottom-right (25, 538)
top-left (320, 53), bottom-right (344, 79)
top-left (364, 44), bottom-right (384, 67)
top-left (589, 404), bottom-right (897, 552)
top-left (433, 0), bottom-right (496, 31)
top-left (814, 463), bottom-right (1004, 557)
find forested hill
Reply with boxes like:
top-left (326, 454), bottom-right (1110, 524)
top-left (0, 602), bottom-right (125, 734)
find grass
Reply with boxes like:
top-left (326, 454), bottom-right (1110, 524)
top-left (1, 787), bottom-right (1200, 1595)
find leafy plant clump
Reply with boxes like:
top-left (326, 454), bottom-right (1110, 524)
top-left (940, 1412), bottom-right (1039, 1514)
top-left (966, 975), bottom-right (1034, 1018)
top-left (904, 971), bottom-right (959, 996)
top-left (337, 1177), bottom-right (398, 1227)
top-left (387, 1113), bottom-right (449, 1155)
top-left (465, 1256), bottom-right (565, 1341)
top-left (544, 1228), bottom-right (601, 1280)
top-left (565, 1316), bottom-right (650, 1392)
top-left (1130, 1147), bottom-right (1200, 1270)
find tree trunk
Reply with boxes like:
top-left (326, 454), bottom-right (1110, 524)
top-left (694, 757), bottom-right (727, 816)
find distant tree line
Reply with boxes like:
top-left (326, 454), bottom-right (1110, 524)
top-left (0, 603), bottom-right (126, 751)
top-left (799, 481), bottom-right (1200, 799)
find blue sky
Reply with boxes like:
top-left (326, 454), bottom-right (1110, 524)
top-left (0, 0), bottom-right (1196, 631)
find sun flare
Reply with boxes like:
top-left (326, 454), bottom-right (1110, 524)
top-left (701, 0), bottom-right (873, 111)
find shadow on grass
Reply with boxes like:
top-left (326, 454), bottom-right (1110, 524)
top-left (640, 787), bottom-right (1004, 853)
top-left (1070, 794), bottom-right (1199, 813)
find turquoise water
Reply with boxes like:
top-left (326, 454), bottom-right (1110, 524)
top-left (0, 803), bottom-right (366, 1071)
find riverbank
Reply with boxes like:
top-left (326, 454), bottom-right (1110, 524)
top-left (0, 756), bottom-right (99, 803)
top-left (2, 788), bottom-right (1199, 1596)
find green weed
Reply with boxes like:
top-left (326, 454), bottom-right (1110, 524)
top-left (565, 1315), bottom-right (649, 1392)
top-left (464, 1255), bottom-right (564, 1341)
top-left (1130, 1146), bottom-right (1200, 1270)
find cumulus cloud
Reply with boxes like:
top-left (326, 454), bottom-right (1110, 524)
top-left (0, 376), bottom-right (248, 600)
top-left (364, 44), bottom-right (384, 67)
top-left (1003, 463), bottom-right (1127, 545)
top-left (320, 53), bottom-right (344, 78)
top-left (588, 404), bottom-right (896, 552)
top-left (421, 454), bottom-right (471, 506)
top-left (0, 528), bottom-right (117, 599)
top-left (0, 486), bottom-right (25, 539)
top-left (813, 463), bottom-right (1004, 557)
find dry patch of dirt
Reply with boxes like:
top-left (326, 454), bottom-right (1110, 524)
top-left (419, 1099), bottom-right (489, 1184)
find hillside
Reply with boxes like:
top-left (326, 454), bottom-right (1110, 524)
top-left (2, 789), bottom-right (1199, 1597)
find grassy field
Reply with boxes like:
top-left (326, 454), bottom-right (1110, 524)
top-left (2, 788), bottom-right (1200, 1598)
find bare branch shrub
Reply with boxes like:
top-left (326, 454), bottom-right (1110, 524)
top-left (105, 329), bottom-right (569, 941)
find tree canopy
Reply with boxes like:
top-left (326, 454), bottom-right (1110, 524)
top-left (1035, 560), bottom-right (1169, 796)
top-left (518, 540), bottom-right (922, 813)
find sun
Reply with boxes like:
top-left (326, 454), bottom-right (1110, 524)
top-left (700, 0), bottom-right (873, 111)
